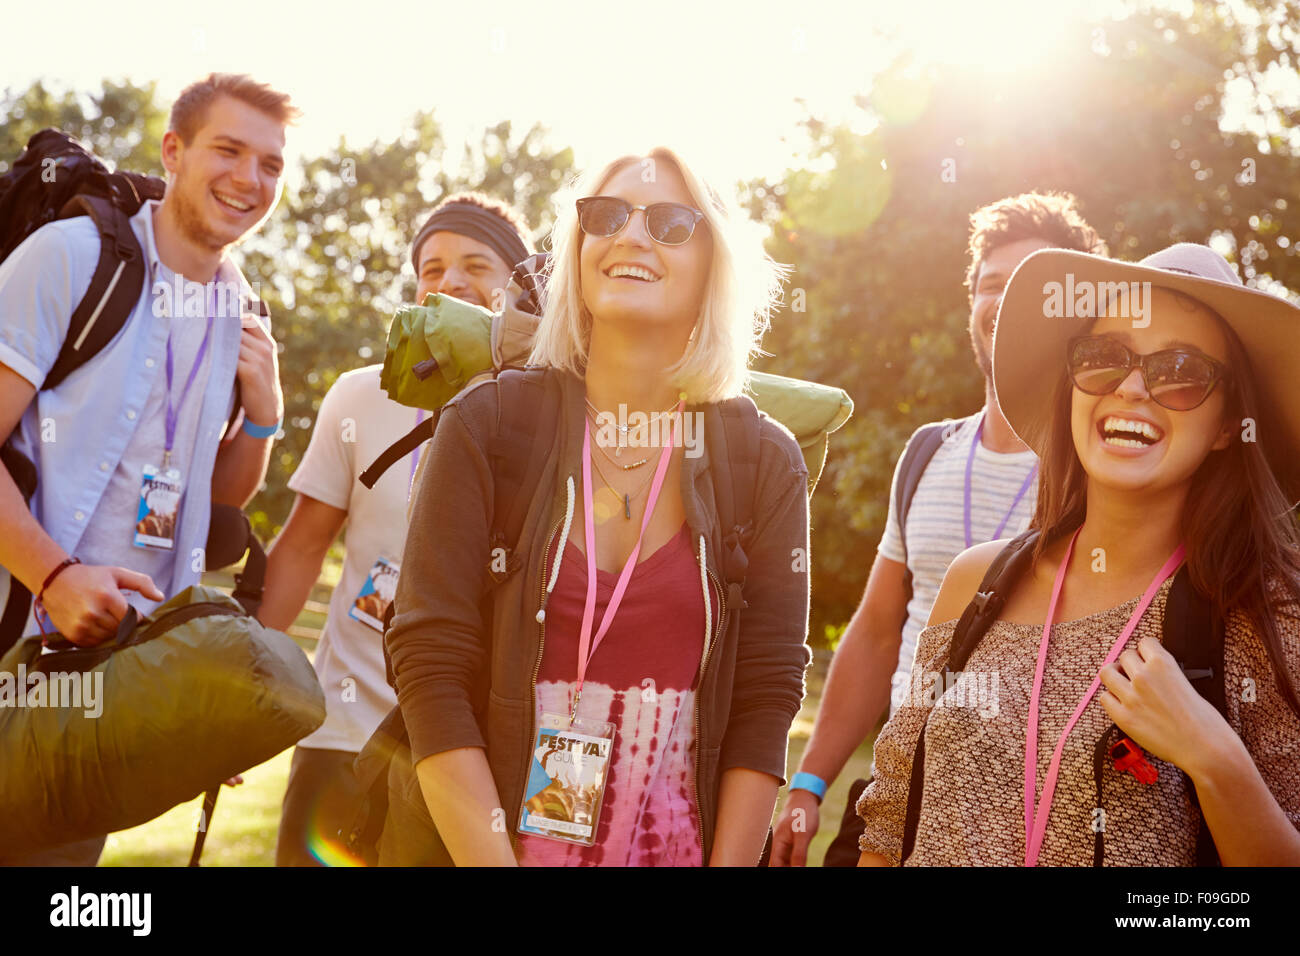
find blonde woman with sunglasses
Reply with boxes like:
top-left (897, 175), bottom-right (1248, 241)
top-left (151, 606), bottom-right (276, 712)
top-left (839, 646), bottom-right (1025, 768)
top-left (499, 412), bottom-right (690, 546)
top-left (382, 149), bottom-right (810, 867)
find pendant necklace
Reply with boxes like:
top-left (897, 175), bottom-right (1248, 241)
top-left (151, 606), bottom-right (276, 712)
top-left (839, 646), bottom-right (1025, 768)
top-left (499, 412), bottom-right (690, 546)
top-left (585, 408), bottom-right (649, 469)
top-left (589, 446), bottom-right (658, 519)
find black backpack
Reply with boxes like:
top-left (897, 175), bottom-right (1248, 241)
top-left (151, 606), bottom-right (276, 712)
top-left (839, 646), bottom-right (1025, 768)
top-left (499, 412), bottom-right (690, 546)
top-left (344, 367), bottom-right (765, 865)
top-left (899, 526), bottom-right (1226, 867)
top-left (0, 129), bottom-right (262, 655)
top-left (0, 129), bottom-right (167, 407)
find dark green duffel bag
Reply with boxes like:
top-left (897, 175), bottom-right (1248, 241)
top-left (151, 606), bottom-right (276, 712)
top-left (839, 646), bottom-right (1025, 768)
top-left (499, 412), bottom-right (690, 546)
top-left (0, 584), bottom-right (325, 858)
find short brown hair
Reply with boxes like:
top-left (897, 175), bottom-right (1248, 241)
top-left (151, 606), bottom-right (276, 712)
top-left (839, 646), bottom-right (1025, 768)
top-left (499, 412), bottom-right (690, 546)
top-left (965, 191), bottom-right (1107, 300)
top-left (169, 73), bottom-right (301, 144)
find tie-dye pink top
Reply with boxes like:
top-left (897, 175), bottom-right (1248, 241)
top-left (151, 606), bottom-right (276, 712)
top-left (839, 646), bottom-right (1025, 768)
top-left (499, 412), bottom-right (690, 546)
top-left (516, 522), bottom-right (717, 867)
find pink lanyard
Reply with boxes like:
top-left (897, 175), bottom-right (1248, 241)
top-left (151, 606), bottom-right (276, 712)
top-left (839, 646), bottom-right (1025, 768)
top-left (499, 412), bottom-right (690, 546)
top-left (1023, 527), bottom-right (1185, 867)
top-left (571, 400), bottom-right (684, 721)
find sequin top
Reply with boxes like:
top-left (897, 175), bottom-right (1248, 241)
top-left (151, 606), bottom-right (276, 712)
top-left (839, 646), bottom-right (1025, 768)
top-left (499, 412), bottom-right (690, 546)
top-left (857, 577), bottom-right (1300, 866)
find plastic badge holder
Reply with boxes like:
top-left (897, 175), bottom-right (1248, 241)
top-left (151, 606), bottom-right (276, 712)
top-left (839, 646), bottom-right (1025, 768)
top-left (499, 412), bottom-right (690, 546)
top-left (518, 713), bottom-right (616, 847)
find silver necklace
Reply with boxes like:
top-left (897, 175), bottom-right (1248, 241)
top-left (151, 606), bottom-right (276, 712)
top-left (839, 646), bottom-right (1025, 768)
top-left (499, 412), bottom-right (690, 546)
top-left (585, 396), bottom-right (681, 458)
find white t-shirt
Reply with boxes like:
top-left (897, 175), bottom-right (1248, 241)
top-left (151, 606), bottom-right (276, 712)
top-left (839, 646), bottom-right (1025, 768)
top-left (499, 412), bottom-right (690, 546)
top-left (288, 364), bottom-right (427, 753)
top-left (877, 410), bottom-right (1039, 716)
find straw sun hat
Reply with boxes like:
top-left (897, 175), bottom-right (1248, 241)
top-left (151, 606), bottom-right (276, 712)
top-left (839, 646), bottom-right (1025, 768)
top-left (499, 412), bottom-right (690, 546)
top-left (992, 242), bottom-right (1300, 502)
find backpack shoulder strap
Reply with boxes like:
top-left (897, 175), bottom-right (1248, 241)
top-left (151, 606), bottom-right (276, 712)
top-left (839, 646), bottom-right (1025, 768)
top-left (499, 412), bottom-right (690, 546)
top-left (1161, 566), bottom-right (1226, 866)
top-left (359, 414), bottom-right (439, 490)
top-left (896, 422), bottom-right (950, 537)
top-left (44, 194), bottom-right (146, 391)
top-left (714, 396), bottom-right (762, 585)
top-left (1162, 566), bottom-right (1226, 717)
top-left (900, 526), bottom-right (1040, 863)
top-left (946, 527), bottom-right (1041, 673)
top-left (485, 367), bottom-right (562, 583)
top-left (895, 421), bottom-right (951, 600)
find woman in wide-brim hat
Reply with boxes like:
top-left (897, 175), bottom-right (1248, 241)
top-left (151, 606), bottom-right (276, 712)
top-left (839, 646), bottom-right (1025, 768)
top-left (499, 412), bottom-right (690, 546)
top-left (856, 242), bottom-right (1300, 866)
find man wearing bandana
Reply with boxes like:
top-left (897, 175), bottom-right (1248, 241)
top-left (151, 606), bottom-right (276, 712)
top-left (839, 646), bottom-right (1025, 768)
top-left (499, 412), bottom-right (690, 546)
top-left (260, 192), bottom-right (532, 866)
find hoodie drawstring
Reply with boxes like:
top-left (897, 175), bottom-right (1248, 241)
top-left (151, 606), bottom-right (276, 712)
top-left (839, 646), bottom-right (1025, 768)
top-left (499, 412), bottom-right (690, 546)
top-left (698, 534), bottom-right (712, 650)
top-left (535, 477), bottom-right (712, 644)
top-left (535, 475), bottom-right (576, 624)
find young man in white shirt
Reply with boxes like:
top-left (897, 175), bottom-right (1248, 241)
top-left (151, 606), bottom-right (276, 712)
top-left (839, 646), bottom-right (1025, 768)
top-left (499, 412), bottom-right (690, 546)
top-left (769, 192), bottom-right (1108, 866)
top-left (0, 73), bottom-right (297, 866)
top-left (260, 192), bottom-right (532, 866)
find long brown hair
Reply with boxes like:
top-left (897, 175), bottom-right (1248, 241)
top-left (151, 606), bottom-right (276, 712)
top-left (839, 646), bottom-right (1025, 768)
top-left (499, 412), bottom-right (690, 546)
top-left (1031, 301), bottom-right (1300, 715)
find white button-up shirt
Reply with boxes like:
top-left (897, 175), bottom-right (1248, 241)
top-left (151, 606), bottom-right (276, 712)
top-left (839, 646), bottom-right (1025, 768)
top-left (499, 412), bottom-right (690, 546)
top-left (0, 200), bottom-right (259, 628)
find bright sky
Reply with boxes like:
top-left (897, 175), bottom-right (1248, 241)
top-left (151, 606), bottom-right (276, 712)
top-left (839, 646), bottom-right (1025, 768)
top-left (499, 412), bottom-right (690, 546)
top-left (2, 0), bottom-right (1139, 184)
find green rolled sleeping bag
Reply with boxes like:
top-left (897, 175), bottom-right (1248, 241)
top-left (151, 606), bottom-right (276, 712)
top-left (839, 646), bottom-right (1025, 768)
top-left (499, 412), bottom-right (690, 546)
top-left (381, 292), bottom-right (854, 491)
top-left (0, 586), bottom-right (325, 855)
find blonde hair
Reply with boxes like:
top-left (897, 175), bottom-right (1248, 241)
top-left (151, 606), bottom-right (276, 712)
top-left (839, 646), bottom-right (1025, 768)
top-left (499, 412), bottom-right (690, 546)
top-left (527, 147), bottom-right (786, 403)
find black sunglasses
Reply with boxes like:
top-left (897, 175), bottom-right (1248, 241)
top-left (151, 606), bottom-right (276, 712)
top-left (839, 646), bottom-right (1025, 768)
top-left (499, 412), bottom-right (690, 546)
top-left (575, 196), bottom-right (705, 246)
top-left (1066, 335), bottom-right (1229, 411)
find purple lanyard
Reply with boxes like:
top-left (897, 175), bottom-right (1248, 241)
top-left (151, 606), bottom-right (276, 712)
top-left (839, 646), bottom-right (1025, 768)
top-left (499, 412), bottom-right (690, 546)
top-left (408, 409), bottom-right (426, 495)
top-left (162, 287), bottom-right (214, 468)
top-left (963, 415), bottom-right (1038, 549)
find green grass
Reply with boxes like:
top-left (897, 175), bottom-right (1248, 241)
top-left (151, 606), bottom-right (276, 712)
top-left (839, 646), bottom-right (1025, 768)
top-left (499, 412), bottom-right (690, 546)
top-left (99, 559), bottom-right (877, 866)
top-left (100, 749), bottom-right (293, 867)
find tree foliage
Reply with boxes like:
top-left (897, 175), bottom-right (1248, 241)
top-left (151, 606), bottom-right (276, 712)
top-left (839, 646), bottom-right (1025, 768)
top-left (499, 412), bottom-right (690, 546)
top-left (238, 116), bottom-right (572, 537)
top-left (0, 82), bottom-right (573, 541)
top-left (745, 0), bottom-right (1300, 641)
top-left (2, 0), bottom-right (1296, 646)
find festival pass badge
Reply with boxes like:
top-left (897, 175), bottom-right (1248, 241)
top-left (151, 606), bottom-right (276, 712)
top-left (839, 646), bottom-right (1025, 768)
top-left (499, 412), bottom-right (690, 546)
top-left (133, 464), bottom-right (182, 551)
top-left (349, 556), bottom-right (400, 632)
top-left (517, 713), bottom-right (615, 846)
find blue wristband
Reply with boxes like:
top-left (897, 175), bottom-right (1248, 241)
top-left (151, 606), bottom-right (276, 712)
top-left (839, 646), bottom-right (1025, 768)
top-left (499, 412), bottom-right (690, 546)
top-left (242, 417), bottom-right (281, 439)
top-left (789, 772), bottom-right (828, 801)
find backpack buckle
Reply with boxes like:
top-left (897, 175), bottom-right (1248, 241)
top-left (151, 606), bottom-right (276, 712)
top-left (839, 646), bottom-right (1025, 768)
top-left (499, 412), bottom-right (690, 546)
top-left (1109, 736), bottom-right (1159, 784)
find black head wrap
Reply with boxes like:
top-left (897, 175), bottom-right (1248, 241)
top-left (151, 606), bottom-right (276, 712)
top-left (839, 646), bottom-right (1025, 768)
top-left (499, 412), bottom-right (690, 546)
top-left (410, 201), bottom-right (529, 274)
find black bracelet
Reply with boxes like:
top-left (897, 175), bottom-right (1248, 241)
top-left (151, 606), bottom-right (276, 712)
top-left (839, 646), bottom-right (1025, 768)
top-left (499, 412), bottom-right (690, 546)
top-left (38, 556), bottom-right (82, 604)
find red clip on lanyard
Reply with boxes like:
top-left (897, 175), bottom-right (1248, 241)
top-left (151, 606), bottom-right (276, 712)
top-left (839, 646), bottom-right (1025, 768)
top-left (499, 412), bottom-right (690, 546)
top-left (1023, 527), bottom-right (1184, 867)
top-left (1109, 736), bottom-right (1159, 784)
top-left (571, 400), bottom-right (684, 722)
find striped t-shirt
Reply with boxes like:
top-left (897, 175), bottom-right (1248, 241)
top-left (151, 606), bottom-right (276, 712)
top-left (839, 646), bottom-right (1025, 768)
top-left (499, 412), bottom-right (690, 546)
top-left (876, 410), bottom-right (1039, 716)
